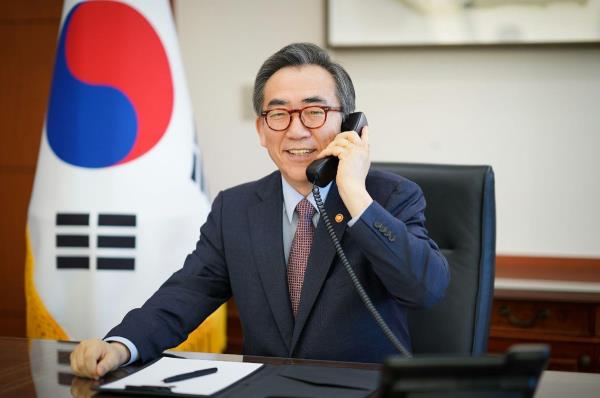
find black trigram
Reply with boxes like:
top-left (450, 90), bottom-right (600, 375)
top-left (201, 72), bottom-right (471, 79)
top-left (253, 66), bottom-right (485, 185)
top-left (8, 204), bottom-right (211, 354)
top-left (56, 213), bottom-right (90, 269)
top-left (55, 213), bottom-right (136, 270)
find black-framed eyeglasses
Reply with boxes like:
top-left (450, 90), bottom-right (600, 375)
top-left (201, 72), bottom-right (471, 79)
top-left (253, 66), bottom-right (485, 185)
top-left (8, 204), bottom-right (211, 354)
top-left (261, 106), bottom-right (342, 131)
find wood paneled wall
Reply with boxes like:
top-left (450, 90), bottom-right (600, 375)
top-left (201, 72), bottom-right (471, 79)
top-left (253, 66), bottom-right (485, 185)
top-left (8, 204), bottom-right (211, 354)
top-left (0, 1), bottom-right (62, 336)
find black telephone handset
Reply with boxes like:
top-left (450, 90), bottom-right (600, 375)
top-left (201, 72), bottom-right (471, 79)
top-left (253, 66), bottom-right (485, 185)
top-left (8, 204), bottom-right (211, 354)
top-left (305, 112), bottom-right (368, 187)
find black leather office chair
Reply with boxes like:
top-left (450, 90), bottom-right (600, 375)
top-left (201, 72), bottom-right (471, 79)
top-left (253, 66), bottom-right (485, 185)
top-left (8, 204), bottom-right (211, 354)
top-left (372, 162), bottom-right (496, 356)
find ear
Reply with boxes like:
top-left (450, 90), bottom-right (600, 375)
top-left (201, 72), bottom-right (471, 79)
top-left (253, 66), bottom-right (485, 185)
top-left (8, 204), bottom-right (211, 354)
top-left (256, 117), bottom-right (267, 147)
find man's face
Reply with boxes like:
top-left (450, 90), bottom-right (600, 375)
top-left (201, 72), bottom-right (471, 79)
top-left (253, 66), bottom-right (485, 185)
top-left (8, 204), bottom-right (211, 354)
top-left (256, 65), bottom-right (342, 194)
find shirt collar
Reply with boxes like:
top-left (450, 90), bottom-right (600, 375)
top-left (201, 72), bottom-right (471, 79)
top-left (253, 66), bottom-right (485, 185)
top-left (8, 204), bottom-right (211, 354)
top-left (281, 176), bottom-right (332, 223)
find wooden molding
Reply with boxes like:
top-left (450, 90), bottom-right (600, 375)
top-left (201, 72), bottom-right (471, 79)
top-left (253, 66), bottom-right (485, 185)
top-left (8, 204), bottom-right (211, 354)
top-left (496, 255), bottom-right (600, 283)
top-left (493, 289), bottom-right (600, 303)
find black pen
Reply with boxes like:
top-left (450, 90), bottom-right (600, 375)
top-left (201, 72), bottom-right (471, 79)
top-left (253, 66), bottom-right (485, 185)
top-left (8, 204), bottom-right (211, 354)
top-left (162, 367), bottom-right (218, 383)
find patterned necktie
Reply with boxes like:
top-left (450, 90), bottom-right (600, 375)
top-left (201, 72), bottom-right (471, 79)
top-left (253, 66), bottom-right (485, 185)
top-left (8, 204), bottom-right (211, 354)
top-left (287, 198), bottom-right (316, 316)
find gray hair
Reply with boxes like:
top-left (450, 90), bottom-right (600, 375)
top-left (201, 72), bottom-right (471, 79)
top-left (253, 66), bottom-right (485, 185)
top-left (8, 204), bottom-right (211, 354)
top-left (253, 43), bottom-right (355, 118)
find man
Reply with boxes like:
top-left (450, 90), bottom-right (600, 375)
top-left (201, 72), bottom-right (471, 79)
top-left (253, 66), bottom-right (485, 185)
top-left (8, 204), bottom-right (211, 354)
top-left (70, 43), bottom-right (450, 379)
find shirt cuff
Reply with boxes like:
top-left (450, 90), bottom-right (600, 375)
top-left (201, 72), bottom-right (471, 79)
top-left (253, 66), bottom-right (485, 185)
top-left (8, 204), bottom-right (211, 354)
top-left (347, 201), bottom-right (373, 227)
top-left (104, 336), bottom-right (139, 366)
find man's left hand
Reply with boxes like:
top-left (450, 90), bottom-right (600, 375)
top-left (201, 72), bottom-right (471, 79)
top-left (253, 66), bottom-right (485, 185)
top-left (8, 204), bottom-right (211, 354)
top-left (317, 126), bottom-right (373, 217)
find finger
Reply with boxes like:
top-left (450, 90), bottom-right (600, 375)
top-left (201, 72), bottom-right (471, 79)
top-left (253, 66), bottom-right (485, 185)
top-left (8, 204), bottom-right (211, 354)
top-left (71, 345), bottom-right (86, 376)
top-left (70, 351), bottom-right (80, 376)
top-left (329, 146), bottom-right (346, 158)
top-left (346, 130), bottom-right (363, 144)
top-left (333, 139), bottom-right (350, 150)
top-left (328, 137), bottom-right (353, 153)
top-left (331, 136), bottom-right (359, 151)
top-left (83, 345), bottom-right (102, 379)
top-left (71, 342), bottom-right (96, 378)
top-left (316, 147), bottom-right (334, 159)
top-left (96, 347), bottom-right (122, 377)
top-left (317, 144), bottom-right (344, 160)
top-left (318, 137), bottom-right (344, 158)
top-left (336, 131), bottom-right (361, 144)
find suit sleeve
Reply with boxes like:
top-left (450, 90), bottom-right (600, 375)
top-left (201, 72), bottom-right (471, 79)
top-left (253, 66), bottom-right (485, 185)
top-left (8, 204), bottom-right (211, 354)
top-left (105, 191), bottom-right (231, 362)
top-left (347, 179), bottom-right (450, 308)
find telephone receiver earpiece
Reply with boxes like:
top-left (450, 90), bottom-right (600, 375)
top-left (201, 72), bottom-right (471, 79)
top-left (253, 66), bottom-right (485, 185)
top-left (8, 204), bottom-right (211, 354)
top-left (305, 112), bottom-right (368, 187)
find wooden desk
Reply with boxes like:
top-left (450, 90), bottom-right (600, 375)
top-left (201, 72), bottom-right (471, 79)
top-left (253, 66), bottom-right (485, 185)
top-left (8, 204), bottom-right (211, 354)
top-left (1, 337), bottom-right (598, 398)
top-left (490, 279), bottom-right (600, 373)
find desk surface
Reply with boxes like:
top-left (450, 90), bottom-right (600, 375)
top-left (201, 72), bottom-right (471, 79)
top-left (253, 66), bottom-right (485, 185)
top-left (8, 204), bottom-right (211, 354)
top-left (1, 337), bottom-right (599, 398)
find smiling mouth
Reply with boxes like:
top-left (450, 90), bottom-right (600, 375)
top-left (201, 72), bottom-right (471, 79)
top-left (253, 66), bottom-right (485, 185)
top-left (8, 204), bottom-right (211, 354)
top-left (286, 149), bottom-right (316, 156)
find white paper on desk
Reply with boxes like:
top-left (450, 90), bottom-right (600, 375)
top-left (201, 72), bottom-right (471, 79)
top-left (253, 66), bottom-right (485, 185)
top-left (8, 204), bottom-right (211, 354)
top-left (101, 357), bottom-right (263, 396)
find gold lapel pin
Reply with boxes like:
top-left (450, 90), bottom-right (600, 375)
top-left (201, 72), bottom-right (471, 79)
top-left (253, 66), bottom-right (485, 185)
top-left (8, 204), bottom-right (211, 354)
top-left (335, 213), bottom-right (344, 223)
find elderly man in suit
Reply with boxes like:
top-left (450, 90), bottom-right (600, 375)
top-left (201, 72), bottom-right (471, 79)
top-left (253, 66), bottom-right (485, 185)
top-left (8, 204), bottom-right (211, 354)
top-left (70, 42), bottom-right (450, 379)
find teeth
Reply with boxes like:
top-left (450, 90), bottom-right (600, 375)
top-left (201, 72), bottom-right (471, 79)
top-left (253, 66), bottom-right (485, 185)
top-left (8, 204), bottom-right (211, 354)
top-left (288, 149), bottom-right (313, 155)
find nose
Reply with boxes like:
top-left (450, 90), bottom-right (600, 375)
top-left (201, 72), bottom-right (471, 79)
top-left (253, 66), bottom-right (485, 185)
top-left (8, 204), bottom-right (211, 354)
top-left (286, 112), bottom-right (311, 139)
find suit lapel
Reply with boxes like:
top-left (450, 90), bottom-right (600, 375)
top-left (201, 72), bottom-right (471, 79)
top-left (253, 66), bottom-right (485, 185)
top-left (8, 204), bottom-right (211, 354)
top-left (248, 173), bottom-right (294, 352)
top-left (290, 184), bottom-right (350, 354)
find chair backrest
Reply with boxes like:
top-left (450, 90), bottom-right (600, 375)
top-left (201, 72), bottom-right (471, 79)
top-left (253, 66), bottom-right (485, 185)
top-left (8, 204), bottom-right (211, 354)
top-left (372, 162), bottom-right (496, 355)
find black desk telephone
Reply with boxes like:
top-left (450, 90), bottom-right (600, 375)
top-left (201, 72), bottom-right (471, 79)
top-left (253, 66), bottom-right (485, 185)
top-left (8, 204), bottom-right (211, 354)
top-left (305, 112), bottom-right (368, 187)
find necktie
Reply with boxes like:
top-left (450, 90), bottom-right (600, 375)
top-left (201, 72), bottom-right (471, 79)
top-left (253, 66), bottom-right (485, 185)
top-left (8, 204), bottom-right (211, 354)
top-left (287, 198), bottom-right (316, 316)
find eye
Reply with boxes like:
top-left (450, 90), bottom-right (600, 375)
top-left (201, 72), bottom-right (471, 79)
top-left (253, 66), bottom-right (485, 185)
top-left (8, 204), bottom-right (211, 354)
top-left (304, 108), bottom-right (325, 118)
top-left (268, 111), bottom-right (288, 120)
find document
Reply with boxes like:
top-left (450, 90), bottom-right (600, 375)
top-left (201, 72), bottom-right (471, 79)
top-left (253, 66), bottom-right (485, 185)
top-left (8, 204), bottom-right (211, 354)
top-left (100, 357), bottom-right (263, 396)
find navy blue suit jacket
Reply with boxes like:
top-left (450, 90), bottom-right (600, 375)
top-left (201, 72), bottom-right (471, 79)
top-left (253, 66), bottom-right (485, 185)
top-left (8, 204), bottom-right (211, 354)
top-left (107, 169), bottom-right (450, 363)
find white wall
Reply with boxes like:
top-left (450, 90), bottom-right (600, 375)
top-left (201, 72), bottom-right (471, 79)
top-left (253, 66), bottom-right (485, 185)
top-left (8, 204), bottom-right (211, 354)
top-left (175, 0), bottom-right (600, 258)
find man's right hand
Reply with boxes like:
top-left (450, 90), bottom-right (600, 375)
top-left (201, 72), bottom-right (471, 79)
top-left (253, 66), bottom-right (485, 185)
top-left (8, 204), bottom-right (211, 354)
top-left (70, 339), bottom-right (130, 379)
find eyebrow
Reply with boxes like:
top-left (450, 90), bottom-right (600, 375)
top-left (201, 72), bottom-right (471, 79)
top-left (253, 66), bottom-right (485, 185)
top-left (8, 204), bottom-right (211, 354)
top-left (265, 96), bottom-right (329, 108)
top-left (302, 96), bottom-right (328, 104)
top-left (266, 98), bottom-right (288, 107)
